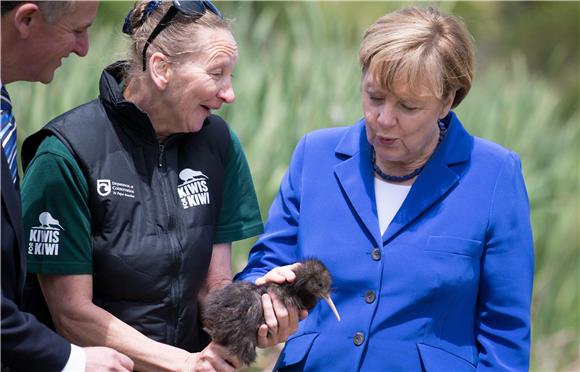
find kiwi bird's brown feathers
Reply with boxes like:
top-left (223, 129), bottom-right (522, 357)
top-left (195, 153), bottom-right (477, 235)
top-left (201, 259), bottom-right (334, 366)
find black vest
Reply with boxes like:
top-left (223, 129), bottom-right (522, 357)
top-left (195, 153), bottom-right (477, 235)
top-left (22, 62), bottom-right (230, 351)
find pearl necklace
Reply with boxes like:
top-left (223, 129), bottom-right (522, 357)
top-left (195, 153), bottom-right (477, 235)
top-left (372, 120), bottom-right (447, 183)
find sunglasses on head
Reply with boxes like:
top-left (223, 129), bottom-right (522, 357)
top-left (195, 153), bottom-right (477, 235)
top-left (126, 0), bottom-right (223, 72)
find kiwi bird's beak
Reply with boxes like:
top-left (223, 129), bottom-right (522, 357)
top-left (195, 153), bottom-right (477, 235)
top-left (323, 295), bottom-right (341, 322)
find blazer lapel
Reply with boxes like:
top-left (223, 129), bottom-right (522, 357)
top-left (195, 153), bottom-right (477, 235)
top-left (383, 153), bottom-right (458, 242)
top-left (334, 120), bottom-right (382, 247)
top-left (384, 113), bottom-right (473, 243)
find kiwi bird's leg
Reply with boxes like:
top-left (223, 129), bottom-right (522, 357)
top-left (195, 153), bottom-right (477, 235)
top-left (323, 296), bottom-right (341, 321)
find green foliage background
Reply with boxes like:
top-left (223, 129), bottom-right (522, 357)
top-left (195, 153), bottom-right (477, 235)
top-left (8, 1), bottom-right (579, 370)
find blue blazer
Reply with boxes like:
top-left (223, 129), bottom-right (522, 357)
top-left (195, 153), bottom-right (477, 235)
top-left (1, 149), bottom-right (71, 370)
top-left (236, 112), bottom-right (534, 371)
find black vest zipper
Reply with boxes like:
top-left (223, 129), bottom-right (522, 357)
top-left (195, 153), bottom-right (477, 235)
top-left (158, 143), bottom-right (165, 167)
top-left (157, 141), bottom-right (183, 345)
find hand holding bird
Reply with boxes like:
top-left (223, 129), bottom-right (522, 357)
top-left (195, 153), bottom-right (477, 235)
top-left (201, 259), bottom-right (340, 367)
top-left (255, 262), bottom-right (302, 286)
top-left (256, 291), bottom-right (305, 349)
top-left (255, 262), bottom-right (307, 348)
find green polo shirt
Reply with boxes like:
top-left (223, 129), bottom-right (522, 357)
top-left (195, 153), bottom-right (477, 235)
top-left (23, 130), bottom-right (263, 275)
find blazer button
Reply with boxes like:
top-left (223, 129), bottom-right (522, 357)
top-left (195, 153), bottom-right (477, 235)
top-left (353, 332), bottom-right (365, 346)
top-left (364, 290), bottom-right (376, 304)
top-left (371, 248), bottom-right (381, 261)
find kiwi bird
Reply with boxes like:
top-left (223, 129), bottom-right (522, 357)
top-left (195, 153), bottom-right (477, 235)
top-left (201, 258), bottom-right (340, 367)
top-left (179, 168), bottom-right (208, 182)
top-left (38, 212), bottom-right (64, 230)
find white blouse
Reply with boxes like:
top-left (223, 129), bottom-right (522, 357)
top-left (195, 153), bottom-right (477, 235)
top-left (374, 177), bottom-right (412, 236)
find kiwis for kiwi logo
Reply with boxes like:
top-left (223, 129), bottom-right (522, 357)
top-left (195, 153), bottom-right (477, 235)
top-left (27, 212), bottom-right (63, 256)
top-left (177, 168), bottom-right (210, 209)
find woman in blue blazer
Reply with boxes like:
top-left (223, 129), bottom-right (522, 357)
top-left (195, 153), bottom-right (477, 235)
top-left (235, 6), bottom-right (534, 371)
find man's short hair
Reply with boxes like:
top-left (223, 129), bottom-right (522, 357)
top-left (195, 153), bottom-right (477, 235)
top-left (1, 1), bottom-right (75, 23)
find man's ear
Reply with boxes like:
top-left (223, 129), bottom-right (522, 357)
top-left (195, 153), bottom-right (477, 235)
top-left (12, 3), bottom-right (41, 39)
top-left (149, 52), bottom-right (171, 90)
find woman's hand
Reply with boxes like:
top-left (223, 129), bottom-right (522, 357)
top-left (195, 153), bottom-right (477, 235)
top-left (183, 342), bottom-right (240, 372)
top-left (255, 264), bottom-right (309, 348)
top-left (255, 263), bottom-right (302, 286)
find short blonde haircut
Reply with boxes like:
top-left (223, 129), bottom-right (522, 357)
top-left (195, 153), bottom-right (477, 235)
top-left (124, 0), bottom-right (231, 81)
top-left (359, 6), bottom-right (474, 108)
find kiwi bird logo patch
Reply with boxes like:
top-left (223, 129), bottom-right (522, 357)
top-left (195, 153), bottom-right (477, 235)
top-left (177, 168), bottom-right (210, 209)
top-left (27, 211), bottom-right (63, 256)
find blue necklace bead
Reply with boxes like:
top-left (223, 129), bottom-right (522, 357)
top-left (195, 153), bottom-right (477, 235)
top-left (372, 120), bottom-right (447, 183)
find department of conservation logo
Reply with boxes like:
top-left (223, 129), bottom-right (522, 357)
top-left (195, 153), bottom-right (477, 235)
top-left (97, 179), bottom-right (135, 198)
top-left (97, 179), bottom-right (111, 196)
top-left (28, 212), bottom-right (63, 256)
top-left (177, 168), bottom-right (210, 209)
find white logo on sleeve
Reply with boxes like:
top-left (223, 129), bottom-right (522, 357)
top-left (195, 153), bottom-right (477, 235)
top-left (177, 168), bottom-right (211, 209)
top-left (28, 212), bottom-right (63, 256)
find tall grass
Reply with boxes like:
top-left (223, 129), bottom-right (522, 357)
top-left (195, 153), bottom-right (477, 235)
top-left (8, 2), bottom-right (578, 371)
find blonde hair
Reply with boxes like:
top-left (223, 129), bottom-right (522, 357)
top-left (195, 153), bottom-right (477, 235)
top-left (124, 0), bottom-right (231, 81)
top-left (359, 6), bottom-right (474, 108)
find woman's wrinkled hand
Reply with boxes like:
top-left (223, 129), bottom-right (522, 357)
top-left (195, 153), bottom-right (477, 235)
top-left (255, 264), bottom-right (309, 348)
top-left (255, 263), bottom-right (302, 286)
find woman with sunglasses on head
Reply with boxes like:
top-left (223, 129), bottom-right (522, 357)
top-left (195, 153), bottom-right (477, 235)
top-left (20, 1), bottom-right (299, 371)
top-left (236, 6), bottom-right (534, 371)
